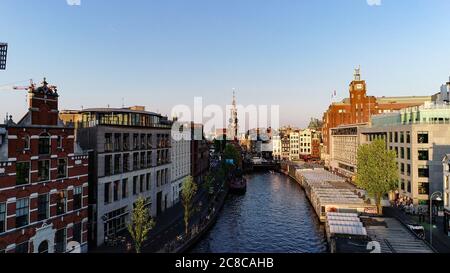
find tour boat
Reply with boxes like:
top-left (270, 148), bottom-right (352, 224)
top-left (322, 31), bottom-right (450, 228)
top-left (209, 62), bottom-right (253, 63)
top-left (229, 176), bottom-right (247, 195)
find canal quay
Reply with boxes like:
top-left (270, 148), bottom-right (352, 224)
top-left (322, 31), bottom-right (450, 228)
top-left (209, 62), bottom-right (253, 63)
top-left (190, 161), bottom-right (435, 254)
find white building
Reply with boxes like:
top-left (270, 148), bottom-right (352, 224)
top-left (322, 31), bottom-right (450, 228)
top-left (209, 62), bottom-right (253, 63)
top-left (329, 124), bottom-right (368, 181)
top-left (289, 131), bottom-right (300, 161)
top-left (299, 129), bottom-right (313, 156)
top-left (171, 123), bottom-right (191, 206)
top-left (272, 135), bottom-right (281, 160)
top-left (361, 101), bottom-right (450, 206)
top-left (444, 154), bottom-right (450, 236)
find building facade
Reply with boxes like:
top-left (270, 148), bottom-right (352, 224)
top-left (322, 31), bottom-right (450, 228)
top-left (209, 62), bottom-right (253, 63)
top-left (361, 101), bottom-right (450, 206)
top-left (272, 135), bottom-right (281, 161)
top-left (322, 67), bottom-right (431, 162)
top-left (190, 123), bottom-right (209, 184)
top-left (170, 122), bottom-right (191, 205)
top-left (443, 154), bottom-right (450, 236)
top-left (329, 123), bottom-right (368, 181)
top-left (289, 131), bottom-right (300, 161)
top-left (0, 79), bottom-right (89, 253)
top-left (62, 107), bottom-right (172, 248)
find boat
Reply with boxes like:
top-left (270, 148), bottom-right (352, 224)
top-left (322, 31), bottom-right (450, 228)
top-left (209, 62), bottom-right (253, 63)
top-left (229, 176), bottom-right (247, 195)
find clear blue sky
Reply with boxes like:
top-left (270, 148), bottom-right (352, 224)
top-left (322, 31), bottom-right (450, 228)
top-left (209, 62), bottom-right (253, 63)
top-left (1, 0), bottom-right (450, 128)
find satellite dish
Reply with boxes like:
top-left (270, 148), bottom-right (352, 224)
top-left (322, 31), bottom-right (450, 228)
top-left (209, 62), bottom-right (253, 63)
top-left (66, 241), bottom-right (81, 253)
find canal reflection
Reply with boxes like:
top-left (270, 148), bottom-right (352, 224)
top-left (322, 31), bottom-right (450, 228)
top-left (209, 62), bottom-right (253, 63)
top-left (191, 172), bottom-right (328, 253)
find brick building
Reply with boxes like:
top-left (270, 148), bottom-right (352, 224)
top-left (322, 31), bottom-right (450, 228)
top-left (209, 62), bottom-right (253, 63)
top-left (322, 67), bottom-right (431, 163)
top-left (190, 123), bottom-right (209, 184)
top-left (0, 79), bottom-right (89, 253)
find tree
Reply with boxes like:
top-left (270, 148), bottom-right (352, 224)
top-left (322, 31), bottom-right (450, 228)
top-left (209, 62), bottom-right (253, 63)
top-left (356, 138), bottom-right (399, 215)
top-left (181, 176), bottom-right (198, 236)
top-left (127, 197), bottom-right (155, 253)
top-left (223, 144), bottom-right (241, 168)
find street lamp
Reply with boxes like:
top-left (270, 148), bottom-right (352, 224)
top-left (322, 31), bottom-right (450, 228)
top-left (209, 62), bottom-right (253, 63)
top-left (429, 191), bottom-right (443, 247)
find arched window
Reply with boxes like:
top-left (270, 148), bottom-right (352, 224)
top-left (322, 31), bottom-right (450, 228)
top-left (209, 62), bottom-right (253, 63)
top-left (38, 240), bottom-right (48, 253)
top-left (38, 133), bottom-right (51, 155)
top-left (23, 135), bottom-right (30, 150)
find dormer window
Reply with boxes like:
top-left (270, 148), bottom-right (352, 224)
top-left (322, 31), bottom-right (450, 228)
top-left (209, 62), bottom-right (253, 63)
top-left (38, 133), bottom-right (51, 155)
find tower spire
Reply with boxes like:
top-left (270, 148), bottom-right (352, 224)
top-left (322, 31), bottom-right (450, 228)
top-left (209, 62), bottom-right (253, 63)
top-left (354, 65), bottom-right (361, 81)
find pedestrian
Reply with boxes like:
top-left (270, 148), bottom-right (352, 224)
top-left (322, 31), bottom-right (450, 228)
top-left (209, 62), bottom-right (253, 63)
top-left (126, 242), bottom-right (132, 253)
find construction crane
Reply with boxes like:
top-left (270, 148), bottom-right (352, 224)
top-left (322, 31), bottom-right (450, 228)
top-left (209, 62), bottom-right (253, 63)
top-left (12, 79), bottom-right (35, 91)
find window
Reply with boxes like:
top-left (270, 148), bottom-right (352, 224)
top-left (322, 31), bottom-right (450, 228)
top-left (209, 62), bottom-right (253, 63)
top-left (400, 179), bottom-right (405, 190)
top-left (407, 164), bottom-right (411, 176)
top-left (407, 181), bottom-right (411, 193)
top-left (16, 198), bottom-right (29, 228)
top-left (55, 228), bottom-right (66, 253)
top-left (122, 179), bottom-right (128, 199)
top-left (73, 222), bottom-right (82, 244)
top-left (418, 149), bottom-right (429, 161)
top-left (56, 190), bottom-right (67, 215)
top-left (400, 147), bottom-right (405, 159)
top-left (418, 132), bottom-right (429, 144)
top-left (133, 176), bottom-right (138, 195)
top-left (38, 133), bottom-right (51, 155)
top-left (0, 203), bottom-right (5, 234)
top-left (140, 175), bottom-right (145, 193)
top-left (146, 173), bottom-right (151, 191)
top-left (57, 136), bottom-right (63, 149)
top-left (140, 152), bottom-right (145, 169)
top-left (400, 132), bottom-right (404, 143)
top-left (133, 153), bottom-right (139, 170)
top-left (57, 158), bottom-right (67, 179)
top-left (105, 155), bottom-right (112, 176)
top-left (105, 133), bottom-right (112, 152)
top-left (141, 134), bottom-right (146, 149)
top-left (123, 134), bottom-right (130, 151)
top-left (123, 153), bottom-right (129, 172)
top-left (15, 241), bottom-right (29, 253)
top-left (400, 163), bottom-right (405, 174)
top-left (394, 147), bottom-right (399, 158)
top-left (394, 132), bottom-right (398, 143)
top-left (406, 131), bottom-right (411, 143)
top-left (114, 134), bottom-right (122, 151)
top-left (147, 152), bottom-right (152, 167)
top-left (407, 148), bottom-right (411, 160)
top-left (147, 134), bottom-right (152, 149)
top-left (73, 186), bottom-right (82, 210)
top-left (133, 134), bottom-right (139, 150)
top-left (418, 183), bottom-right (430, 195)
top-left (389, 132), bottom-right (393, 143)
top-left (104, 183), bottom-right (111, 204)
top-left (16, 162), bottom-right (30, 185)
top-left (113, 181), bottom-right (119, 201)
top-left (23, 135), bottom-right (30, 150)
top-left (418, 165), bottom-right (429, 178)
top-left (37, 194), bottom-right (49, 221)
top-left (38, 160), bottom-right (50, 182)
top-left (114, 154), bottom-right (121, 174)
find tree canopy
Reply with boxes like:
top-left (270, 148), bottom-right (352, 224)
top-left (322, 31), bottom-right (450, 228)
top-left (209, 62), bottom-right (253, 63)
top-left (356, 138), bottom-right (399, 214)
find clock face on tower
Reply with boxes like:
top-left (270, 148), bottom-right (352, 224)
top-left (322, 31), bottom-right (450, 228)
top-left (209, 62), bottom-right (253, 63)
top-left (356, 83), bottom-right (363, 90)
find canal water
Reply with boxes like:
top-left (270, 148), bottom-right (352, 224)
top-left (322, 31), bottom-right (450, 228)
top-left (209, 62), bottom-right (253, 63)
top-left (191, 172), bottom-right (327, 253)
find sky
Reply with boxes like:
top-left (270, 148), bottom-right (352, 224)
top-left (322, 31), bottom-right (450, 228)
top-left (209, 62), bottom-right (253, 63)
top-left (1, 0), bottom-right (450, 129)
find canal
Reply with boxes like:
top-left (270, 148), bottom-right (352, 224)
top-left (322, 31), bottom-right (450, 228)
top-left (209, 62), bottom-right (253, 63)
top-left (191, 172), bottom-right (328, 253)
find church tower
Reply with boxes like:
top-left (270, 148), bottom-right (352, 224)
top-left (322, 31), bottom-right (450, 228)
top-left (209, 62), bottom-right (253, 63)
top-left (349, 66), bottom-right (368, 124)
top-left (228, 90), bottom-right (239, 141)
